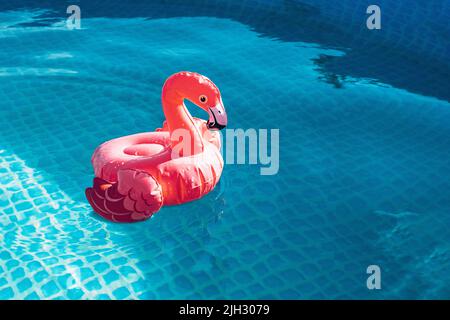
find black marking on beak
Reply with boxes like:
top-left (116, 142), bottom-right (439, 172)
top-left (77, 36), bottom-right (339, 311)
top-left (207, 107), bottom-right (226, 130)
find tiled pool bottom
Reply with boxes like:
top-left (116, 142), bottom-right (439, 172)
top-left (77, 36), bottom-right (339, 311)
top-left (0, 150), bottom-right (138, 299)
top-left (0, 148), bottom-right (288, 300)
top-left (0, 148), bottom-right (230, 300)
top-left (1, 9), bottom-right (450, 299)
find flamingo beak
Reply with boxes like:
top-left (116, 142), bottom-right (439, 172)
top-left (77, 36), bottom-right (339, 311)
top-left (207, 100), bottom-right (227, 130)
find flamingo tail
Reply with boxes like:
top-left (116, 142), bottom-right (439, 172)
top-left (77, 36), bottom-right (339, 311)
top-left (85, 169), bottom-right (163, 223)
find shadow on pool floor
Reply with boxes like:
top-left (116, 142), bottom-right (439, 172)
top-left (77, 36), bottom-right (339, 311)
top-left (2, 0), bottom-right (449, 102)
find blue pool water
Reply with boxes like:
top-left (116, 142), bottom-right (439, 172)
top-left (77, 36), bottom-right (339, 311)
top-left (0, 1), bottom-right (449, 299)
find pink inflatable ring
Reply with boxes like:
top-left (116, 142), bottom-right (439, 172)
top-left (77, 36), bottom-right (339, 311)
top-left (85, 72), bottom-right (228, 222)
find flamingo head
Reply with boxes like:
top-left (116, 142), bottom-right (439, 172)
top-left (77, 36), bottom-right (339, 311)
top-left (166, 72), bottom-right (228, 130)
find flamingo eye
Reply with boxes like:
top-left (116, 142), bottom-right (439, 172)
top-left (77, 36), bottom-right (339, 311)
top-left (199, 95), bottom-right (208, 104)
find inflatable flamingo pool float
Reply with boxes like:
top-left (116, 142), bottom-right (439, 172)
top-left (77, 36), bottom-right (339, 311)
top-left (85, 72), bottom-right (228, 222)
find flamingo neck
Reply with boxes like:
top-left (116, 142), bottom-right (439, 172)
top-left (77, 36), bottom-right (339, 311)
top-left (162, 90), bottom-right (204, 154)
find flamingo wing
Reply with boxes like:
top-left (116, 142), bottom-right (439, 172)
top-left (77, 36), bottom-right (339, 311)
top-left (85, 169), bottom-right (163, 222)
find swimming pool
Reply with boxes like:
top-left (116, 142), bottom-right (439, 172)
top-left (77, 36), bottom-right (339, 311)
top-left (0, 0), bottom-right (449, 299)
